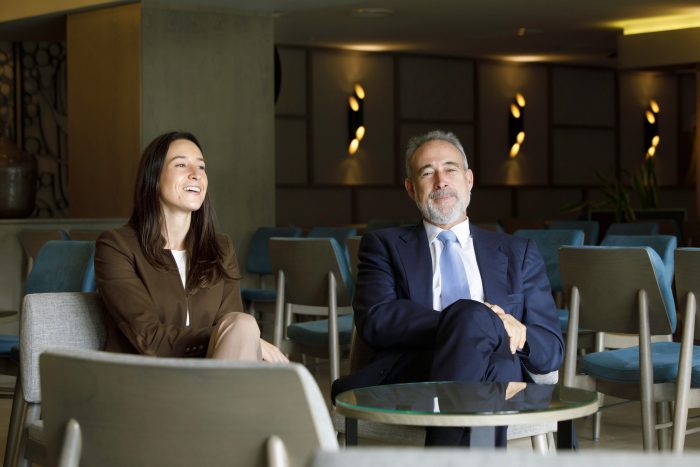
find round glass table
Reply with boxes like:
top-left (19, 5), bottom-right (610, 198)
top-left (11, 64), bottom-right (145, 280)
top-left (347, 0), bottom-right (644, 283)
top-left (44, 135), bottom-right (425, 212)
top-left (336, 382), bottom-right (598, 449)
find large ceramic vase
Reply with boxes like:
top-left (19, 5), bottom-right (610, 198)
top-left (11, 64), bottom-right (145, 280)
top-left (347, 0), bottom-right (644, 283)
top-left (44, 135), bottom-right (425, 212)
top-left (0, 135), bottom-right (37, 218)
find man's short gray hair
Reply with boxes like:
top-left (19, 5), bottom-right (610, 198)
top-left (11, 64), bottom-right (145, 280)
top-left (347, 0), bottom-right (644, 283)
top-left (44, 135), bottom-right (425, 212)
top-left (405, 130), bottom-right (468, 178)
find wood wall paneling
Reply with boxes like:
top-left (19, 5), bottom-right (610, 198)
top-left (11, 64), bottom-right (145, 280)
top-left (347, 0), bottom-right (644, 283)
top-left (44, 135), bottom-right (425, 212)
top-left (311, 50), bottom-right (394, 186)
top-left (618, 72), bottom-right (678, 186)
top-left (552, 67), bottom-right (615, 127)
top-left (679, 74), bottom-right (697, 185)
top-left (516, 188), bottom-right (583, 220)
top-left (467, 188), bottom-right (513, 222)
top-left (398, 56), bottom-right (474, 122)
top-left (274, 45), bottom-right (697, 225)
top-left (478, 62), bottom-right (549, 186)
top-left (67, 4), bottom-right (141, 218)
top-left (354, 188), bottom-right (418, 223)
top-left (276, 188), bottom-right (352, 227)
top-left (552, 128), bottom-right (616, 185)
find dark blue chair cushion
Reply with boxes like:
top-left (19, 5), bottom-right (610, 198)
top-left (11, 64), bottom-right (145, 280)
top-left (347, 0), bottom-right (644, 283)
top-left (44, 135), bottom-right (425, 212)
top-left (513, 229), bottom-right (584, 292)
top-left (557, 308), bottom-right (568, 331)
top-left (287, 315), bottom-right (353, 348)
top-left (548, 221), bottom-right (599, 245)
top-left (240, 288), bottom-right (276, 303)
top-left (25, 240), bottom-right (97, 294)
top-left (246, 227), bottom-right (302, 275)
top-left (0, 336), bottom-right (19, 355)
top-left (600, 235), bottom-right (676, 286)
top-left (580, 342), bottom-right (700, 383)
top-left (606, 222), bottom-right (659, 236)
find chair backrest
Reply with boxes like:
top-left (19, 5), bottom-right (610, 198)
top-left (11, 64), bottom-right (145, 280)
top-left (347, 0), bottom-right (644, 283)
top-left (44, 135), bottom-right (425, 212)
top-left (600, 234), bottom-right (677, 285)
top-left (18, 229), bottom-right (69, 275)
top-left (559, 246), bottom-right (675, 335)
top-left (20, 292), bottom-right (106, 404)
top-left (346, 236), bottom-right (362, 282)
top-left (41, 348), bottom-right (338, 467)
top-left (606, 222), bottom-right (659, 236)
top-left (246, 227), bottom-right (303, 275)
top-left (308, 227), bottom-right (357, 277)
top-left (270, 238), bottom-right (353, 307)
top-left (513, 229), bottom-right (585, 292)
top-left (307, 227), bottom-right (357, 246)
top-left (674, 248), bottom-right (700, 340)
top-left (24, 240), bottom-right (97, 294)
top-left (547, 220), bottom-right (599, 245)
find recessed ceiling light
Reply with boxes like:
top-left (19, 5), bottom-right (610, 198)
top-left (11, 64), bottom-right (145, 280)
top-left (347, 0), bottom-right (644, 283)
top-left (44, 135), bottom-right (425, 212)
top-left (350, 8), bottom-right (394, 18)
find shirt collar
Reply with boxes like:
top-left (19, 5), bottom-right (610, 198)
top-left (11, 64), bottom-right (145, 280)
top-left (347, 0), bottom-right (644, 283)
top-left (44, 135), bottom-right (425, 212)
top-left (423, 218), bottom-right (471, 247)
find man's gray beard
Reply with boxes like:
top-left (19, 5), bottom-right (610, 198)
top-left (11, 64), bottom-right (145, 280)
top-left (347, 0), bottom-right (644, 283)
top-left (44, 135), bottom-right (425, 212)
top-left (415, 191), bottom-right (469, 225)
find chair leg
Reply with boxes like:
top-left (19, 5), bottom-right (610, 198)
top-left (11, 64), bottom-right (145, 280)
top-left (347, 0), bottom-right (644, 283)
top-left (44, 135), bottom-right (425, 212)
top-left (638, 290), bottom-right (655, 451)
top-left (656, 401), bottom-right (671, 451)
top-left (673, 294), bottom-right (696, 453)
top-left (530, 434), bottom-right (548, 454)
top-left (16, 404), bottom-right (40, 467)
top-left (3, 381), bottom-right (25, 467)
top-left (546, 432), bottom-right (556, 453)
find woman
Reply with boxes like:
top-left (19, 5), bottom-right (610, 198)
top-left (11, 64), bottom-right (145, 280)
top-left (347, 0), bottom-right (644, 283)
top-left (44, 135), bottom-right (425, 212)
top-left (95, 131), bottom-right (287, 362)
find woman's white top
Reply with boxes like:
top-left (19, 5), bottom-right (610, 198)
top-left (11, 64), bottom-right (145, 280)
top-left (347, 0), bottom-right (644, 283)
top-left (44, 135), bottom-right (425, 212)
top-left (170, 249), bottom-right (190, 326)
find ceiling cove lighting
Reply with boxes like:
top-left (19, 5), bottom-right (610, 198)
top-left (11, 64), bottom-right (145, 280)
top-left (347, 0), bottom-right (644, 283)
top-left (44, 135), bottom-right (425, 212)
top-left (509, 92), bottom-right (526, 158)
top-left (613, 13), bottom-right (700, 35)
top-left (348, 84), bottom-right (366, 156)
top-left (644, 99), bottom-right (660, 159)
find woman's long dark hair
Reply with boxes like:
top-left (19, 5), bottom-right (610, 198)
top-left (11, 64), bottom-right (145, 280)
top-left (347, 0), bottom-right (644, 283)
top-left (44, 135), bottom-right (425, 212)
top-left (129, 131), bottom-right (232, 291)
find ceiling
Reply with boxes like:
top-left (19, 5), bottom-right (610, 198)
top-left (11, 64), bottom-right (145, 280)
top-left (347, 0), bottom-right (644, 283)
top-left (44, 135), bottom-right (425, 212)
top-left (3, 0), bottom-right (700, 66)
top-left (268, 0), bottom-right (700, 65)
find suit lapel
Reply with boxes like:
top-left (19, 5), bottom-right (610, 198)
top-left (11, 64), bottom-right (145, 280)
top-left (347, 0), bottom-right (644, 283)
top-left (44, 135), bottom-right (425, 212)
top-left (471, 223), bottom-right (509, 305)
top-left (397, 224), bottom-right (433, 309)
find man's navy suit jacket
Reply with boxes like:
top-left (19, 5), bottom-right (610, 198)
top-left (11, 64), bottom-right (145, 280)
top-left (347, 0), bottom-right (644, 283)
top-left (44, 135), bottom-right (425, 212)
top-left (349, 222), bottom-right (564, 389)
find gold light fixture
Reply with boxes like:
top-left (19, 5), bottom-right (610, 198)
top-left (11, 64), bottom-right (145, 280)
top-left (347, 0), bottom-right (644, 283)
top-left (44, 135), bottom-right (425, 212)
top-left (348, 83), bottom-right (366, 155)
top-left (509, 92), bottom-right (526, 158)
top-left (644, 99), bottom-right (660, 159)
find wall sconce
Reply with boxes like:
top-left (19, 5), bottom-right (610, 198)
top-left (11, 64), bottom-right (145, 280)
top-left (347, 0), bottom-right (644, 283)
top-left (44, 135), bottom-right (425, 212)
top-left (348, 84), bottom-right (366, 155)
top-left (644, 99), bottom-right (660, 159)
top-left (509, 92), bottom-right (526, 158)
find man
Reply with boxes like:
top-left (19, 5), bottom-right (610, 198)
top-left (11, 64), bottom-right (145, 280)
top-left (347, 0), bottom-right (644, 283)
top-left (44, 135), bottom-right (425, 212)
top-left (335, 130), bottom-right (564, 447)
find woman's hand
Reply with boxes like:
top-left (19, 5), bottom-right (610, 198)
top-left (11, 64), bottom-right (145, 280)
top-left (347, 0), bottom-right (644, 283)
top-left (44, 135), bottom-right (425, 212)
top-left (260, 339), bottom-right (289, 363)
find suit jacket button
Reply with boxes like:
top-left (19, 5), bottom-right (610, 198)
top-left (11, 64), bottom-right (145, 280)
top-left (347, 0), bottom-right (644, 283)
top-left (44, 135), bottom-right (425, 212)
top-left (185, 347), bottom-right (191, 352)
top-left (199, 345), bottom-right (204, 350)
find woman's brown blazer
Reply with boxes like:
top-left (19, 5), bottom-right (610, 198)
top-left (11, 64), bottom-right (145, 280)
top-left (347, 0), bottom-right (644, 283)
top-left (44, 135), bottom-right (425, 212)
top-left (95, 226), bottom-right (244, 357)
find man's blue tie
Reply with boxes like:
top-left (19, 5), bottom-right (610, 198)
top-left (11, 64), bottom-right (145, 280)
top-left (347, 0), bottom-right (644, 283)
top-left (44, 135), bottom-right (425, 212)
top-left (438, 230), bottom-right (470, 309)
